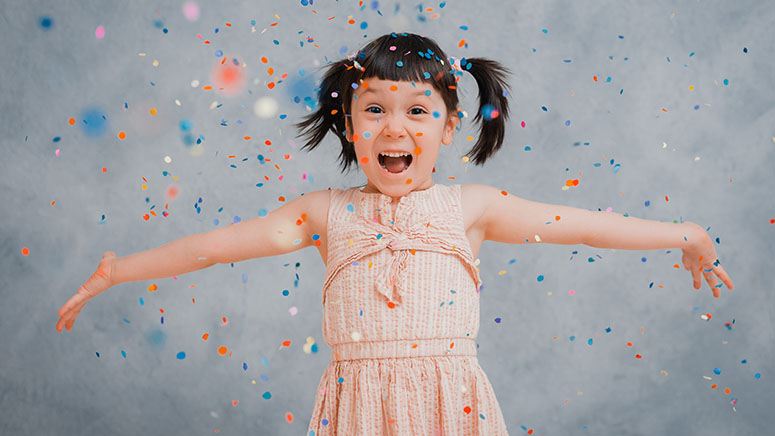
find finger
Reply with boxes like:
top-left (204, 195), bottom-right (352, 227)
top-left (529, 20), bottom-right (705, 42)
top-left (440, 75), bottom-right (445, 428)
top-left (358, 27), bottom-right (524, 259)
top-left (58, 291), bottom-right (87, 317)
top-left (693, 266), bottom-right (702, 290)
top-left (702, 268), bottom-right (720, 298)
top-left (715, 266), bottom-right (734, 290)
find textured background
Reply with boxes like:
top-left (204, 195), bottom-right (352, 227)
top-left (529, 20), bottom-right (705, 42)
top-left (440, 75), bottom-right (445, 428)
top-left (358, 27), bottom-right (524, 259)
top-left (1, 0), bottom-right (773, 434)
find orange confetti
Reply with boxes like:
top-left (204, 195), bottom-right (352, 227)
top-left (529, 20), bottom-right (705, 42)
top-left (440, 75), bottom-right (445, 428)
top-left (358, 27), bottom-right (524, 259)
top-left (414, 147), bottom-right (422, 155)
top-left (21, 247), bottom-right (29, 256)
top-left (458, 39), bottom-right (466, 48)
top-left (218, 346), bottom-right (228, 355)
top-left (724, 388), bottom-right (731, 394)
top-left (330, 109), bottom-right (339, 115)
top-left (243, 136), bottom-right (251, 140)
top-left (665, 195), bottom-right (669, 202)
top-left (225, 22), bottom-right (232, 27)
top-left (463, 406), bottom-right (472, 414)
top-left (352, 133), bottom-right (359, 142)
top-left (387, 302), bottom-right (396, 309)
top-left (593, 75), bottom-right (598, 82)
top-left (150, 108), bottom-right (157, 115)
top-left (265, 140), bottom-right (272, 145)
top-left (68, 118), bottom-right (75, 125)
top-left (278, 196), bottom-right (286, 202)
top-left (635, 354), bottom-right (642, 359)
top-left (500, 190), bottom-right (508, 196)
top-left (148, 284), bottom-right (158, 292)
top-left (261, 56), bottom-right (268, 64)
top-left (282, 340), bottom-right (292, 347)
top-left (203, 85), bottom-right (212, 90)
top-left (232, 400), bottom-right (239, 406)
top-left (360, 156), bottom-right (369, 164)
top-left (415, 132), bottom-right (423, 137)
top-left (555, 216), bottom-right (561, 221)
top-left (285, 413), bottom-right (294, 423)
top-left (389, 85), bottom-right (398, 91)
top-left (202, 333), bottom-right (209, 340)
top-left (118, 131), bottom-right (126, 140)
top-left (405, 178), bottom-right (412, 184)
top-left (626, 342), bottom-right (633, 347)
top-left (267, 67), bottom-right (274, 75)
top-left (268, 82), bottom-right (275, 89)
top-left (711, 384), bottom-right (718, 389)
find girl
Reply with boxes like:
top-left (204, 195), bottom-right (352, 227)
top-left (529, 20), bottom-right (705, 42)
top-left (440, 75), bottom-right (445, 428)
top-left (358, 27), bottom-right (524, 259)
top-left (56, 33), bottom-right (734, 435)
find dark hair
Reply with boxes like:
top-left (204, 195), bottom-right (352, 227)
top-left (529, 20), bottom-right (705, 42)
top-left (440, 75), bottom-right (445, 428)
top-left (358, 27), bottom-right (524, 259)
top-left (295, 32), bottom-right (511, 174)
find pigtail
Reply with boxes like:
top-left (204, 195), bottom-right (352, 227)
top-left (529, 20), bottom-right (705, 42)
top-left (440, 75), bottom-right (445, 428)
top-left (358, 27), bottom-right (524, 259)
top-left (295, 60), bottom-right (357, 173)
top-left (461, 58), bottom-right (511, 166)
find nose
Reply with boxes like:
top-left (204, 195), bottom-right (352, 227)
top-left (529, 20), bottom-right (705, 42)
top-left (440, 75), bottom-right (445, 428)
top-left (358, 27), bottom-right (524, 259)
top-left (381, 113), bottom-right (407, 139)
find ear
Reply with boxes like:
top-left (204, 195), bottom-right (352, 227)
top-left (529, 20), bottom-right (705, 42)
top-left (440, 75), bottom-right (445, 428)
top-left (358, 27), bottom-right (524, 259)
top-left (441, 112), bottom-right (459, 145)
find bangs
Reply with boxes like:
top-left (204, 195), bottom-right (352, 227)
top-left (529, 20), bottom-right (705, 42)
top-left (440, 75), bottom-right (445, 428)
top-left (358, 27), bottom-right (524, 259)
top-left (337, 33), bottom-right (460, 118)
top-left (353, 33), bottom-right (453, 88)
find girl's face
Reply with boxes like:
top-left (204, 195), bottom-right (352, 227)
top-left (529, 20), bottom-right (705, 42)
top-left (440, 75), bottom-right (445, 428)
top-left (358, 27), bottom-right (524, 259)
top-left (346, 78), bottom-right (458, 198)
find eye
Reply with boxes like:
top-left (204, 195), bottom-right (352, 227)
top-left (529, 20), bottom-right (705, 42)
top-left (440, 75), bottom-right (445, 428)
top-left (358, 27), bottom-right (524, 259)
top-left (409, 107), bottom-right (427, 115)
top-left (366, 106), bottom-right (383, 114)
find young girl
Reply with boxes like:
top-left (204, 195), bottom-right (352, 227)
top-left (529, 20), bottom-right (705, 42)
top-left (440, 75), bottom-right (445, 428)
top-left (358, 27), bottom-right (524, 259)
top-left (56, 32), bottom-right (734, 435)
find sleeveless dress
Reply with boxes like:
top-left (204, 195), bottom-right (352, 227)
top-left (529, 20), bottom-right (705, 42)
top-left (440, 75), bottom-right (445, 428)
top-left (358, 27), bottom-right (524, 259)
top-left (306, 183), bottom-right (509, 436)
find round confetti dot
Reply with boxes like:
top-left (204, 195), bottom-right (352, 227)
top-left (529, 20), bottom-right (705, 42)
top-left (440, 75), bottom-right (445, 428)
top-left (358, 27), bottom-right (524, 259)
top-left (713, 368), bottom-right (721, 375)
top-left (118, 131), bottom-right (126, 140)
top-left (254, 96), bottom-right (278, 118)
top-left (480, 104), bottom-right (498, 120)
top-left (183, 1), bottom-right (200, 21)
top-left (389, 85), bottom-right (398, 91)
top-left (79, 107), bottom-right (108, 138)
top-left (95, 26), bottom-right (105, 39)
top-left (176, 351), bottom-right (186, 359)
top-left (262, 391), bottom-right (272, 399)
top-left (150, 108), bottom-right (157, 115)
top-left (39, 16), bottom-right (53, 29)
top-left (212, 61), bottom-right (246, 96)
top-left (21, 247), bottom-right (29, 256)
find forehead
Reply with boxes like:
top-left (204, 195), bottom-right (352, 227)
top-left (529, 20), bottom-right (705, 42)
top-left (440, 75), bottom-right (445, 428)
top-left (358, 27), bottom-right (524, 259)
top-left (353, 78), bottom-right (440, 100)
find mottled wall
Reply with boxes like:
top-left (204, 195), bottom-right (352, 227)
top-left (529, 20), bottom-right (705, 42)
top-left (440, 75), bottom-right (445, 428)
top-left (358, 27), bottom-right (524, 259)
top-left (1, 0), bottom-right (772, 435)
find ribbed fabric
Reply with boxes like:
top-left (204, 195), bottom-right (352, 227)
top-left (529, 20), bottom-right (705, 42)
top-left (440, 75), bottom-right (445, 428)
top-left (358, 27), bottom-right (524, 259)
top-left (307, 183), bottom-right (509, 436)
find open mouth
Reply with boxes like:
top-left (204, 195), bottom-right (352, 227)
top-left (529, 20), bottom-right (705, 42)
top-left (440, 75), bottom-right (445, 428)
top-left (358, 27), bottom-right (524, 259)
top-left (378, 152), bottom-right (413, 174)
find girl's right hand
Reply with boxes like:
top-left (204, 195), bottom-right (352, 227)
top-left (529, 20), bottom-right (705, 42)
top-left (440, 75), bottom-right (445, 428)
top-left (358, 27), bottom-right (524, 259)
top-left (56, 251), bottom-right (117, 332)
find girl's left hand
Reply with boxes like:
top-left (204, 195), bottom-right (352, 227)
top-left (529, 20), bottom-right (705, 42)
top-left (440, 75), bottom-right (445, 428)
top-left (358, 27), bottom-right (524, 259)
top-left (681, 224), bottom-right (734, 298)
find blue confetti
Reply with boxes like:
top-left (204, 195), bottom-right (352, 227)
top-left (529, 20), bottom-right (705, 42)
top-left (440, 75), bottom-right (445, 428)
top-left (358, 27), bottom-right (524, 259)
top-left (176, 351), bottom-right (186, 360)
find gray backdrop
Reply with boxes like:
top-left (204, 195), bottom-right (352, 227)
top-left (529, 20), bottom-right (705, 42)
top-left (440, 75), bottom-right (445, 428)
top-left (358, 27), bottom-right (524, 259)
top-left (1, 0), bottom-right (773, 435)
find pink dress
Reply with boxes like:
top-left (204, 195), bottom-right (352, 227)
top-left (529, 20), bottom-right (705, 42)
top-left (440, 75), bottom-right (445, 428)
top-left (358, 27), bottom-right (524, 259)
top-left (306, 183), bottom-right (509, 435)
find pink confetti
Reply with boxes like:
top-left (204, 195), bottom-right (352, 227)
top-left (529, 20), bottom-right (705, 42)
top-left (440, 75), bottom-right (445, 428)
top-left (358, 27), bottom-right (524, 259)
top-left (568, 290), bottom-right (575, 296)
top-left (183, 2), bottom-right (200, 21)
top-left (95, 26), bottom-right (105, 39)
top-left (521, 121), bottom-right (526, 128)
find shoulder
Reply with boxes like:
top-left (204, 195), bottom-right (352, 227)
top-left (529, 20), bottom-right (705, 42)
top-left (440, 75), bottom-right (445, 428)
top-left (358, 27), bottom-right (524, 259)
top-left (297, 189), bottom-right (332, 238)
top-left (458, 184), bottom-right (498, 229)
top-left (460, 183), bottom-right (498, 205)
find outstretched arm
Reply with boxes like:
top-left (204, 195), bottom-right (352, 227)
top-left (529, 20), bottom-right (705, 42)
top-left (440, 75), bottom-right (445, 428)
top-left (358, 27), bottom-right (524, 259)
top-left (475, 184), bottom-right (733, 296)
top-left (112, 189), bottom-right (327, 284)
